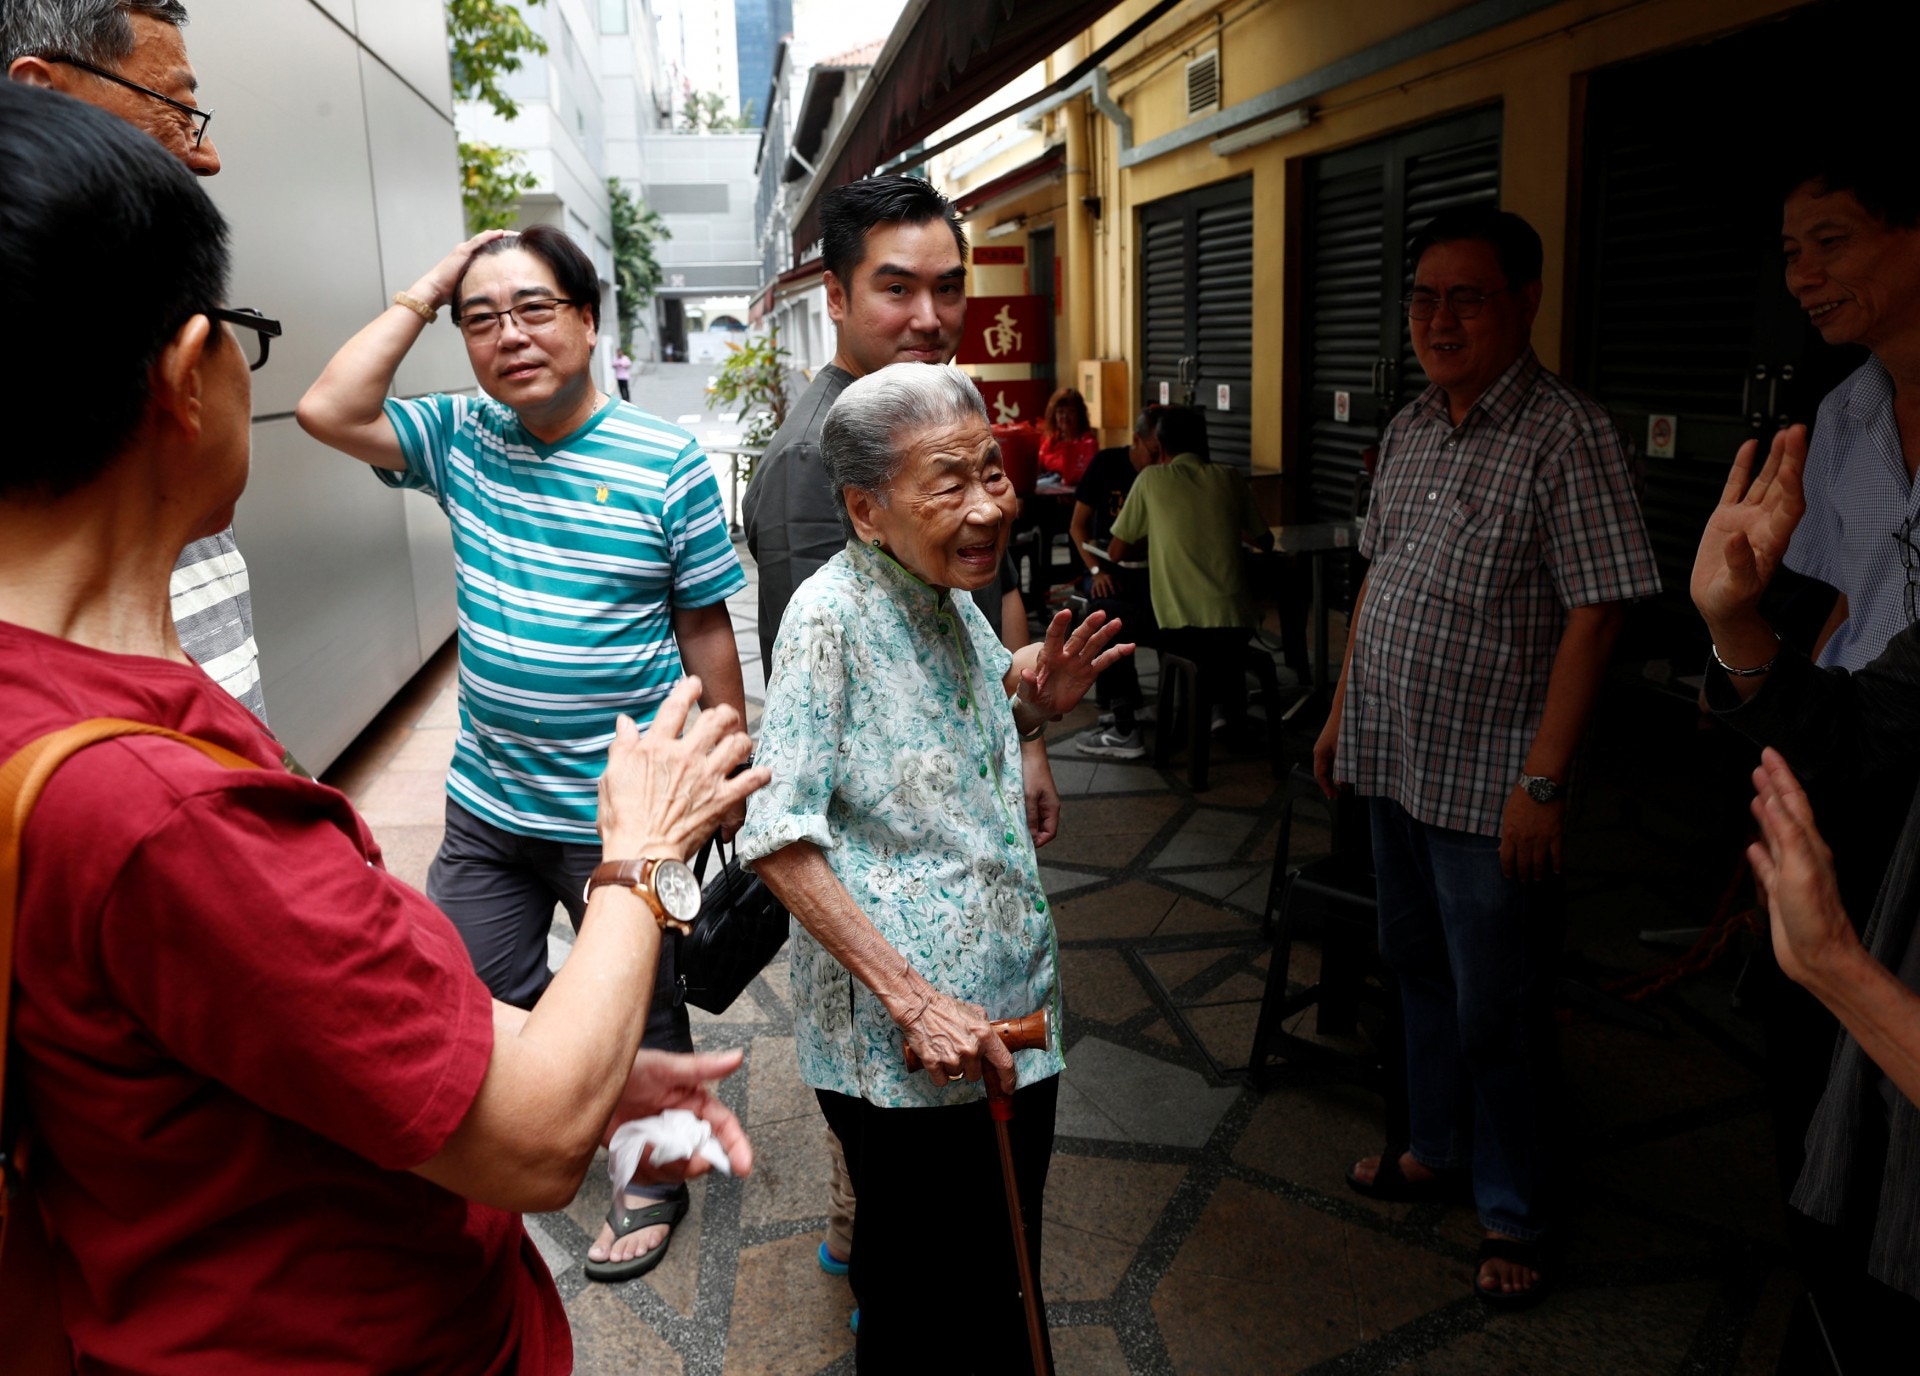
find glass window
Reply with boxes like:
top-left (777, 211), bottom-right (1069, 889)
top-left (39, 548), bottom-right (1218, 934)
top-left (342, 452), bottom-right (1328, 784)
top-left (599, 0), bottom-right (628, 34)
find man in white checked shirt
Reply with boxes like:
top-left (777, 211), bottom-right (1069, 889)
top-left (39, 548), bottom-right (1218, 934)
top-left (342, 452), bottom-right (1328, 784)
top-left (5, 0), bottom-right (266, 722)
top-left (1315, 207), bottom-right (1661, 1308)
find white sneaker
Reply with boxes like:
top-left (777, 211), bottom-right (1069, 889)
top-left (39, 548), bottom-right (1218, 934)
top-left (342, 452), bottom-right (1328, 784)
top-left (1075, 726), bottom-right (1146, 760)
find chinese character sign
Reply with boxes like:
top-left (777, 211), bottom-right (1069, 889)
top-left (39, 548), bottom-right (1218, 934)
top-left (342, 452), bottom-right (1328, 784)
top-left (955, 295), bottom-right (1048, 365)
top-left (971, 379), bottom-right (1052, 427)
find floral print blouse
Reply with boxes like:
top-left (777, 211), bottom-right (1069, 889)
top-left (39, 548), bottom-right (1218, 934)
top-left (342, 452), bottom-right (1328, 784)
top-left (737, 539), bottom-right (1065, 1108)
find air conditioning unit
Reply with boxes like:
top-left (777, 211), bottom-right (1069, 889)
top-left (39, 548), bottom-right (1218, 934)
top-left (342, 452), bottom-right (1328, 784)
top-left (1185, 51), bottom-right (1220, 119)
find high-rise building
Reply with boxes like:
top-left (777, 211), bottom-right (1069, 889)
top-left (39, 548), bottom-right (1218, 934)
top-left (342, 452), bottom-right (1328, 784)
top-left (733, 0), bottom-right (791, 128)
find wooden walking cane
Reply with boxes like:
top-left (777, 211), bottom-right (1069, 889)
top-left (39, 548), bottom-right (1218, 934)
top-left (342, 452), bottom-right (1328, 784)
top-left (907, 1008), bottom-right (1053, 1376)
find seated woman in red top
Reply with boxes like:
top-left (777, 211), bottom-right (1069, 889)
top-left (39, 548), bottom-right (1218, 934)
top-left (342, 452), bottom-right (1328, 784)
top-left (0, 85), bottom-right (764, 1375)
top-left (1037, 386), bottom-right (1099, 485)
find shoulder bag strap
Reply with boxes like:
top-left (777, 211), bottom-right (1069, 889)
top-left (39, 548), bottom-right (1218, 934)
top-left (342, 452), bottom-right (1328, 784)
top-left (1, 719), bottom-right (259, 1219)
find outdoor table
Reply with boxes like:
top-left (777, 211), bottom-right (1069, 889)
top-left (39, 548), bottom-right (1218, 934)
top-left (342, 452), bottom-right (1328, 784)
top-left (1268, 519), bottom-right (1363, 699)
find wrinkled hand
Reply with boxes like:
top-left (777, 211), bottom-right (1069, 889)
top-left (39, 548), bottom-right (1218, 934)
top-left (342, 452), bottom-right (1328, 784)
top-left (1312, 711), bottom-right (1341, 799)
top-left (1499, 785), bottom-right (1564, 882)
top-left (896, 987), bottom-right (1016, 1096)
top-left (409, 229), bottom-right (512, 310)
top-left (1747, 748), bottom-right (1857, 991)
top-left (1691, 426), bottom-right (1807, 627)
top-left (604, 1048), bottom-right (753, 1181)
top-left (1088, 571), bottom-right (1117, 600)
top-left (1023, 740), bottom-right (1060, 847)
top-left (1016, 609), bottom-right (1133, 719)
top-left (597, 677), bottom-right (768, 859)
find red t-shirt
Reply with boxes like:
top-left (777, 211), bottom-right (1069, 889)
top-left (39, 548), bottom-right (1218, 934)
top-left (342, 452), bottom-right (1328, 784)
top-left (1039, 430), bottom-right (1099, 485)
top-left (1, 621), bottom-right (569, 1374)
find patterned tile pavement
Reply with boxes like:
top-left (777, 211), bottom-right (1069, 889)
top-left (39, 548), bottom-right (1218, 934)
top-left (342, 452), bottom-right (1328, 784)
top-left (325, 549), bottom-right (1803, 1375)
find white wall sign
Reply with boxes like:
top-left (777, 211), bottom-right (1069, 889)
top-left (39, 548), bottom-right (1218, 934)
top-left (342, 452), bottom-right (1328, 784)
top-left (1216, 384), bottom-right (1231, 410)
top-left (1159, 380), bottom-right (1170, 404)
top-left (1333, 390), bottom-right (1351, 423)
top-left (1647, 413), bottom-right (1677, 459)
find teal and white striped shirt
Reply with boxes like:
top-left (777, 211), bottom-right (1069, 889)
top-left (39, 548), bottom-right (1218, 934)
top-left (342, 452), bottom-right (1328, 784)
top-left (381, 393), bottom-right (746, 842)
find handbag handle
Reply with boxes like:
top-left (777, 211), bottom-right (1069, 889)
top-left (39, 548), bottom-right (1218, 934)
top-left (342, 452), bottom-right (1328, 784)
top-left (1, 720), bottom-right (258, 1229)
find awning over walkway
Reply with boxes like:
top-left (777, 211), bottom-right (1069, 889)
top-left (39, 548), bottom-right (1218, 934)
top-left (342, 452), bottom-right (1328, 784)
top-left (788, 0), bottom-right (1124, 258)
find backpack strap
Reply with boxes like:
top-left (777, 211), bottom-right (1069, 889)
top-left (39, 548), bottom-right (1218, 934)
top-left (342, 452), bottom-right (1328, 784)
top-left (0, 719), bottom-right (259, 1230)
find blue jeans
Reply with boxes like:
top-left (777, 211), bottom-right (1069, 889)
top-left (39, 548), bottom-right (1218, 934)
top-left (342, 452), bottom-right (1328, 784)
top-left (1369, 797), bottom-right (1562, 1240)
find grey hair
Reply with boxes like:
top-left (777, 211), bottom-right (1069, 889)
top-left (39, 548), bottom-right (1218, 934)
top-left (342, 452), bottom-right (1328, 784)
top-left (2, 0), bottom-right (189, 68)
top-left (822, 363), bottom-right (988, 511)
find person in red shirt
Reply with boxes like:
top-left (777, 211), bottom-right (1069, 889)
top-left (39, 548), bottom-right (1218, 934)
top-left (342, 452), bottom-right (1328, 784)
top-left (1037, 385), bottom-right (1099, 485)
top-left (0, 84), bottom-right (764, 1373)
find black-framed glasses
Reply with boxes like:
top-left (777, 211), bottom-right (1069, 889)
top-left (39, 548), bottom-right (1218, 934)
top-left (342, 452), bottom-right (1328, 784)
top-left (209, 307), bottom-right (282, 371)
top-left (41, 54), bottom-right (213, 149)
top-left (1407, 286), bottom-right (1510, 321)
top-left (1896, 515), bottom-right (1920, 625)
top-left (454, 298), bottom-right (582, 342)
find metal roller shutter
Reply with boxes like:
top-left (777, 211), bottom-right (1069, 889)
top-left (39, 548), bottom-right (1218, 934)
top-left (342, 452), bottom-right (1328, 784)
top-left (1137, 177), bottom-right (1255, 469)
top-left (1297, 108), bottom-right (1502, 524)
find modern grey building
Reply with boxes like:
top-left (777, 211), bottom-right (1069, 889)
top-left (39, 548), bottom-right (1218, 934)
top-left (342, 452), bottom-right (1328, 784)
top-left (187, 0), bottom-right (471, 773)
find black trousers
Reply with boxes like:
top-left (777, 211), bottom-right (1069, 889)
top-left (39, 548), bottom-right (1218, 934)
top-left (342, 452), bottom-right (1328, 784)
top-left (818, 1078), bottom-right (1059, 1376)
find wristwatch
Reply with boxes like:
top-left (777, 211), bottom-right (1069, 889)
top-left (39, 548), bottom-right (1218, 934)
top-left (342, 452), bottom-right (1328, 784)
top-left (584, 857), bottom-right (702, 934)
top-left (1518, 773), bottom-right (1563, 804)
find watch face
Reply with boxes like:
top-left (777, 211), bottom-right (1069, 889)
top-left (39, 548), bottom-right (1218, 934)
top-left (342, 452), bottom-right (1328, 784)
top-left (1524, 776), bottom-right (1558, 803)
top-left (651, 859), bottom-right (702, 922)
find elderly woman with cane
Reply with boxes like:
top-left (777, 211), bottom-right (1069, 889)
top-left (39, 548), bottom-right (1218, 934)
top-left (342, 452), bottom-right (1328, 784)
top-left (738, 363), bottom-right (1128, 1374)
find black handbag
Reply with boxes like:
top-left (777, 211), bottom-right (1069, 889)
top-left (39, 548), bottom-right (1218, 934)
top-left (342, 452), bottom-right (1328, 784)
top-left (674, 835), bottom-right (791, 1014)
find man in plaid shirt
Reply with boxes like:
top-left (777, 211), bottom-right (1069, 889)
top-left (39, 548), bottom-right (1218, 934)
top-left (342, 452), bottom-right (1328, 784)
top-left (1313, 207), bottom-right (1661, 1307)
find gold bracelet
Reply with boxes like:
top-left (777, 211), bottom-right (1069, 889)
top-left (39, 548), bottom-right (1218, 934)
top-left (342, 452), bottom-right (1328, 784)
top-left (392, 290), bottom-right (438, 324)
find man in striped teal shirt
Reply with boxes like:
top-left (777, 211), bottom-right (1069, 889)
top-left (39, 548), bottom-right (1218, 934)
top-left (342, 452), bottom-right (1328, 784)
top-left (299, 225), bottom-right (747, 1283)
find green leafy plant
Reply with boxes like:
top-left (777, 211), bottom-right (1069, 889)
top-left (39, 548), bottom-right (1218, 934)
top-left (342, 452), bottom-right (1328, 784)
top-left (705, 330), bottom-right (790, 454)
top-left (608, 177), bottom-right (670, 351)
top-left (461, 139), bottom-right (539, 232)
top-left (447, 0), bottom-right (548, 232)
top-left (679, 89), bottom-right (754, 133)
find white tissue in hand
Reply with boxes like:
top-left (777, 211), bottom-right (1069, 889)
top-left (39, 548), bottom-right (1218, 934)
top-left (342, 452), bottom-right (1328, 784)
top-left (608, 1109), bottom-right (732, 1193)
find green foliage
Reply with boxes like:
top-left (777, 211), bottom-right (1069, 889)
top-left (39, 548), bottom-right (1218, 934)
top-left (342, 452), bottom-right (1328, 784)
top-left (706, 329), bottom-right (790, 453)
top-left (448, 0), bottom-right (547, 231)
top-left (679, 89), bottom-right (755, 133)
top-left (608, 178), bottom-right (671, 351)
top-left (460, 138), bottom-right (537, 233)
top-left (448, 0), bottom-right (549, 120)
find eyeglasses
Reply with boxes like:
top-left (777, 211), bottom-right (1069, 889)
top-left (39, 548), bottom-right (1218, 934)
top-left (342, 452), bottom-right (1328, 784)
top-left (1407, 286), bottom-right (1510, 321)
top-left (41, 54), bottom-right (213, 149)
top-left (455, 298), bottom-right (582, 342)
top-left (209, 307), bottom-right (282, 371)
top-left (1896, 515), bottom-right (1920, 625)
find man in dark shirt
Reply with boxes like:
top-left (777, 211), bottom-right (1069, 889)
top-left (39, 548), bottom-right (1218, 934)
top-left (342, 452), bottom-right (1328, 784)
top-left (743, 177), bottom-right (968, 667)
top-left (1071, 407), bottom-right (1162, 756)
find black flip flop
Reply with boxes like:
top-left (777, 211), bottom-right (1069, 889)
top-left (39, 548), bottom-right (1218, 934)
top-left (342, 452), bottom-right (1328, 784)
top-left (583, 1186), bottom-right (689, 1284)
top-left (1344, 1147), bottom-right (1468, 1204)
top-left (1474, 1234), bottom-right (1550, 1310)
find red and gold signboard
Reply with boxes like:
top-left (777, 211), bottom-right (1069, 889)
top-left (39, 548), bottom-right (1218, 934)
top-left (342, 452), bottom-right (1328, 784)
top-left (955, 295), bottom-right (1048, 365)
top-left (971, 379), bottom-right (1053, 428)
top-left (972, 245), bottom-right (1026, 265)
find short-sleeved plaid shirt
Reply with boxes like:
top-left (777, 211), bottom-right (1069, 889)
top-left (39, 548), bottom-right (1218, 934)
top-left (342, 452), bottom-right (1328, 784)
top-left (1336, 350), bottom-right (1662, 836)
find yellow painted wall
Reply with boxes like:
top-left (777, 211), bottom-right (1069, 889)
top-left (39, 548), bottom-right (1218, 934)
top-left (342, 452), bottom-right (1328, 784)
top-left (1074, 0), bottom-right (1810, 474)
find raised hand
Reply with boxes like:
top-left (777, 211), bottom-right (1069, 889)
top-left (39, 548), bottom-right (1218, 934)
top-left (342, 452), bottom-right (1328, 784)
top-left (597, 677), bottom-right (768, 860)
top-left (1747, 748), bottom-right (1856, 992)
top-left (1691, 425), bottom-right (1807, 627)
top-left (408, 229), bottom-right (512, 313)
top-left (1013, 609), bottom-right (1134, 720)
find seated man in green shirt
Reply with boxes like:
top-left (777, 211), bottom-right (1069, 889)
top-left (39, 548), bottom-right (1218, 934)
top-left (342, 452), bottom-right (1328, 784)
top-left (1076, 406), bottom-right (1271, 758)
